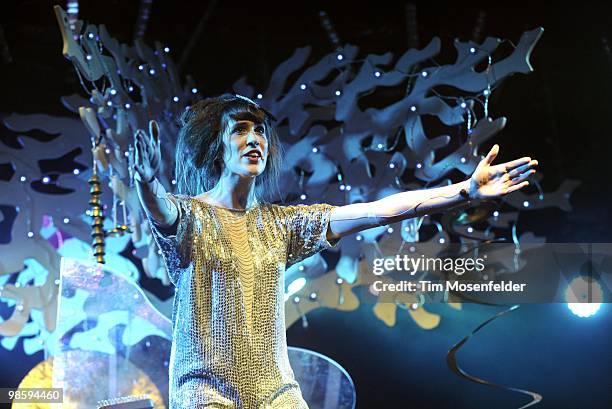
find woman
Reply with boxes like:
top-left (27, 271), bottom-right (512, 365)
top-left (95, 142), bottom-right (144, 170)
top-left (133, 94), bottom-right (537, 408)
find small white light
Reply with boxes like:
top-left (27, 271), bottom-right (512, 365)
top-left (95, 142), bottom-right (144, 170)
top-left (389, 163), bottom-right (395, 169)
top-left (192, 88), bottom-right (198, 94)
top-left (346, 185), bottom-right (352, 191)
top-left (470, 47), bottom-right (476, 53)
top-left (339, 185), bottom-right (346, 191)
top-left (128, 86), bottom-right (134, 92)
top-left (20, 176), bottom-right (26, 182)
top-left (300, 194), bottom-right (307, 200)
top-left (421, 71), bottom-right (428, 77)
top-left (63, 218), bottom-right (70, 224)
top-left (467, 227), bottom-right (474, 233)
top-left (460, 102), bottom-right (467, 109)
top-left (483, 89), bottom-right (490, 96)
top-left (88, 33), bottom-right (94, 39)
top-left (374, 71), bottom-right (381, 77)
top-left (256, 93), bottom-right (263, 99)
top-left (493, 210), bottom-right (499, 217)
top-left (356, 235), bottom-right (362, 241)
top-left (312, 147), bottom-right (318, 153)
top-left (298, 265), bottom-right (304, 271)
top-left (105, 148), bottom-right (111, 154)
top-left (309, 292), bottom-right (317, 301)
top-left (138, 65), bottom-right (144, 71)
top-left (337, 54), bottom-right (344, 61)
top-left (439, 237), bottom-right (445, 244)
top-left (106, 101), bottom-right (112, 107)
top-left (54, 279), bottom-right (60, 285)
top-left (411, 303), bottom-right (419, 310)
top-left (300, 84), bottom-right (307, 90)
top-left (124, 103), bottom-right (131, 109)
top-left (410, 105), bottom-right (417, 112)
top-left (460, 157), bottom-right (466, 163)
top-left (293, 296), bottom-right (300, 303)
top-left (86, 55), bottom-right (92, 61)
top-left (377, 143), bottom-right (383, 149)
top-left (149, 69), bottom-right (156, 75)
top-left (336, 277), bottom-right (343, 285)
top-left (335, 90), bottom-right (341, 96)
top-left (173, 96), bottom-right (179, 102)
top-left (416, 163), bottom-right (422, 169)
top-left (171, 179), bottom-right (177, 185)
top-left (16, 304), bottom-right (24, 311)
top-left (110, 89), bottom-right (117, 95)
top-left (387, 227), bottom-right (394, 234)
top-left (124, 151), bottom-right (130, 157)
top-left (73, 169), bottom-right (80, 175)
top-left (27, 232), bottom-right (34, 238)
top-left (42, 176), bottom-right (50, 184)
top-left (164, 47), bottom-right (170, 53)
top-left (523, 201), bottom-right (530, 207)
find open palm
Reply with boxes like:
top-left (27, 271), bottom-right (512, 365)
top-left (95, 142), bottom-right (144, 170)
top-left (469, 144), bottom-right (538, 200)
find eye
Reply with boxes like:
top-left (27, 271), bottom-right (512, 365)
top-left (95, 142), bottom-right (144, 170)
top-left (255, 125), bottom-right (265, 134)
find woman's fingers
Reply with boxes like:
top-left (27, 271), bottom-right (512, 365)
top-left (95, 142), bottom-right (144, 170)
top-left (483, 144), bottom-right (500, 165)
top-left (505, 181), bottom-right (529, 194)
top-left (508, 160), bottom-right (538, 178)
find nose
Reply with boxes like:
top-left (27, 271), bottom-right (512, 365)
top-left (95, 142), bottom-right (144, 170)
top-left (246, 131), bottom-right (260, 147)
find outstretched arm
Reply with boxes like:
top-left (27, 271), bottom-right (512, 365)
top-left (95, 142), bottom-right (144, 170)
top-left (133, 120), bottom-right (179, 229)
top-left (327, 144), bottom-right (538, 241)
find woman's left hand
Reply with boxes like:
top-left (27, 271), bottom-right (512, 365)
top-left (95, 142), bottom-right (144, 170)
top-left (468, 144), bottom-right (538, 200)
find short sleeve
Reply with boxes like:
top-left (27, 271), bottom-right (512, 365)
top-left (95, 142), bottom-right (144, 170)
top-left (147, 193), bottom-right (192, 283)
top-left (281, 203), bottom-right (340, 266)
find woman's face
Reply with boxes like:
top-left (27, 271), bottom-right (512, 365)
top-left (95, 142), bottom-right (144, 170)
top-left (221, 117), bottom-right (269, 178)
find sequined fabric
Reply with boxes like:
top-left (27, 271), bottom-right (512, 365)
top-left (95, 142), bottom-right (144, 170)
top-left (147, 194), bottom-right (338, 408)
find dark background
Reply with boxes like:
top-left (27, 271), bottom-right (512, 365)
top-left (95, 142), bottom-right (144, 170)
top-left (1, 1), bottom-right (611, 408)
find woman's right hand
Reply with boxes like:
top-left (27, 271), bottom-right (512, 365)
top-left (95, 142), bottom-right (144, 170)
top-left (134, 120), bottom-right (161, 183)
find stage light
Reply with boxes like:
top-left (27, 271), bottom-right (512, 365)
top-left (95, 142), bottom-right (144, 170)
top-left (300, 194), bottom-right (306, 200)
top-left (339, 185), bottom-right (345, 191)
top-left (110, 88), bottom-right (117, 95)
top-left (312, 147), bottom-right (318, 153)
top-left (335, 90), bottom-right (341, 96)
top-left (284, 278), bottom-right (307, 302)
top-left (421, 71), bottom-right (428, 77)
top-left (86, 55), bottom-right (92, 61)
top-left (439, 238), bottom-right (445, 244)
top-left (374, 71), bottom-right (381, 77)
top-left (138, 65), bottom-right (144, 71)
top-left (88, 33), bottom-right (94, 40)
top-left (410, 105), bottom-right (417, 112)
top-left (416, 163), bottom-right (422, 169)
top-left (523, 201), bottom-right (530, 207)
top-left (460, 156), bottom-right (466, 163)
top-left (124, 103), bottom-right (131, 109)
top-left (356, 235), bottom-right (362, 241)
top-left (484, 89), bottom-right (491, 96)
top-left (42, 176), bottom-right (50, 184)
top-left (493, 210), bottom-right (499, 217)
top-left (63, 218), bottom-right (70, 224)
top-left (173, 96), bottom-right (179, 102)
top-left (171, 179), bottom-right (177, 185)
top-left (27, 232), bottom-right (34, 238)
top-left (73, 169), bottom-right (80, 175)
top-left (256, 94), bottom-right (263, 99)
top-left (377, 143), bottom-right (383, 149)
top-left (387, 227), bottom-right (394, 234)
top-left (300, 84), bottom-right (307, 90)
top-left (192, 88), bottom-right (198, 93)
top-left (164, 47), bottom-right (170, 53)
top-left (337, 54), bottom-right (344, 61)
top-left (565, 275), bottom-right (603, 318)
top-left (467, 227), bottom-right (474, 233)
top-left (106, 101), bottom-right (112, 106)
top-left (149, 69), bottom-right (156, 75)
top-left (460, 102), bottom-right (467, 108)
top-left (345, 185), bottom-right (351, 191)
top-left (389, 163), bottom-right (395, 168)
top-left (309, 292), bottom-right (318, 301)
top-left (20, 176), bottom-right (26, 182)
top-left (470, 47), bottom-right (476, 53)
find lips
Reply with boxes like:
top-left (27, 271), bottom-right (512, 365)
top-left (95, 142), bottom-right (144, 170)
top-left (243, 149), bottom-right (262, 159)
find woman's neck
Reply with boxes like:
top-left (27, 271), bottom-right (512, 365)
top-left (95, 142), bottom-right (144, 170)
top-left (199, 173), bottom-right (258, 210)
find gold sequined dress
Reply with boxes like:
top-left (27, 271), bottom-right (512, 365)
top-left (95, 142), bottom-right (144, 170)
top-left (148, 194), bottom-right (338, 409)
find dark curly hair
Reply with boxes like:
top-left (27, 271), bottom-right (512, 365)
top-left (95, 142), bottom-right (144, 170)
top-left (174, 94), bottom-right (282, 202)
